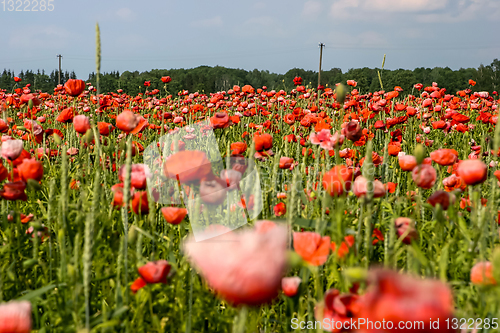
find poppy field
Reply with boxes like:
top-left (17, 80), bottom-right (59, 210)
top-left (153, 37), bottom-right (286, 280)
top-left (1, 74), bottom-right (500, 333)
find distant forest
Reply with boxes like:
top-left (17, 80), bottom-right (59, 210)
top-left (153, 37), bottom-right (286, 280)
top-left (1, 59), bottom-right (500, 95)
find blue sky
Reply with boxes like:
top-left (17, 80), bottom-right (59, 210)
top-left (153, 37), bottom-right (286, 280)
top-left (1, 0), bottom-right (499, 79)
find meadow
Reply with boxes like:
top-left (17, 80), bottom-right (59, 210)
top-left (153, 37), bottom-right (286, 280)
top-left (0, 74), bottom-right (499, 333)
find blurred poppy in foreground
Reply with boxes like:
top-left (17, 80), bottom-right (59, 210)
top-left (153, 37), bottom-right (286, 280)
top-left (0, 300), bottom-right (32, 333)
top-left (357, 269), bottom-right (456, 333)
top-left (183, 221), bottom-right (288, 306)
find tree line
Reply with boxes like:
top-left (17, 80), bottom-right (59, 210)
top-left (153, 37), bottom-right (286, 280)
top-left (1, 59), bottom-right (500, 95)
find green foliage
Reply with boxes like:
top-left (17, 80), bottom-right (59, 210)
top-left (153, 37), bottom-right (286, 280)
top-left (2, 59), bottom-right (500, 94)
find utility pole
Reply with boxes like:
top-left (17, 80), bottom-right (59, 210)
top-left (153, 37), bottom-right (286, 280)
top-left (56, 54), bottom-right (62, 85)
top-left (318, 43), bottom-right (325, 88)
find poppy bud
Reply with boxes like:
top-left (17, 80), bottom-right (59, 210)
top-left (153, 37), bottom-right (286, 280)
top-left (414, 144), bottom-right (425, 165)
top-left (336, 83), bottom-right (347, 105)
top-left (83, 129), bottom-right (94, 145)
top-left (343, 267), bottom-right (368, 282)
top-left (26, 178), bottom-right (42, 191)
top-left (53, 133), bottom-right (62, 145)
top-left (23, 258), bottom-right (37, 269)
top-left (128, 225), bottom-right (138, 244)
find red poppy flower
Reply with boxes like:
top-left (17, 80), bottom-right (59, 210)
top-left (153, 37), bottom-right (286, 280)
top-left (118, 164), bottom-right (150, 190)
top-left (293, 231), bottom-right (331, 266)
top-left (279, 157), bottom-right (294, 169)
top-left (0, 181), bottom-right (27, 201)
top-left (56, 107), bottom-right (76, 123)
top-left (331, 235), bottom-right (355, 259)
top-left (471, 261), bottom-right (496, 286)
top-left (73, 115), bottom-right (90, 134)
top-left (412, 164), bottom-right (437, 189)
top-left (0, 301), bottom-right (32, 333)
top-left (130, 277), bottom-right (147, 294)
top-left (64, 79), bottom-right (86, 96)
top-left (131, 191), bottom-right (149, 215)
top-left (322, 165), bottom-right (353, 197)
top-left (315, 289), bottom-right (361, 333)
top-left (116, 110), bottom-right (139, 133)
top-left (253, 134), bottom-right (273, 151)
top-left (164, 150), bottom-right (212, 184)
top-left (357, 269), bottom-right (455, 333)
top-left (430, 149), bottom-right (458, 166)
top-left (211, 112), bottom-right (231, 129)
top-left (394, 217), bottom-right (418, 244)
top-left (427, 190), bottom-right (451, 210)
top-left (457, 159), bottom-right (487, 185)
top-left (274, 202), bottom-right (286, 216)
top-left (98, 122), bottom-right (113, 136)
top-left (161, 76), bottom-right (172, 83)
top-left (17, 158), bottom-right (43, 182)
top-left (344, 121), bottom-right (363, 142)
top-left (372, 228), bottom-right (384, 245)
top-left (230, 142), bottom-right (247, 155)
top-left (138, 260), bottom-right (172, 284)
top-left (0, 160), bottom-right (8, 182)
top-left (352, 176), bottom-right (386, 198)
top-left (184, 222), bottom-right (288, 306)
top-left (161, 207), bottom-right (188, 225)
top-left (281, 277), bottom-right (301, 297)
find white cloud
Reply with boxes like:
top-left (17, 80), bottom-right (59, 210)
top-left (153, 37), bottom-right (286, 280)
top-left (330, 0), bottom-right (500, 22)
top-left (330, 0), bottom-right (448, 20)
top-left (367, 0), bottom-right (448, 12)
top-left (416, 0), bottom-right (500, 22)
top-left (116, 7), bottom-right (135, 21)
top-left (191, 16), bottom-right (223, 28)
top-left (302, 0), bottom-right (322, 19)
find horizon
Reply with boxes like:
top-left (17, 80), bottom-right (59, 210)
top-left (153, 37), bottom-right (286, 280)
top-left (1, 0), bottom-right (499, 79)
top-left (4, 60), bottom-right (499, 79)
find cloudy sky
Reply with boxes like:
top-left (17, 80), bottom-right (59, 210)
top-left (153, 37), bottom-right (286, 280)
top-left (1, 0), bottom-right (499, 78)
